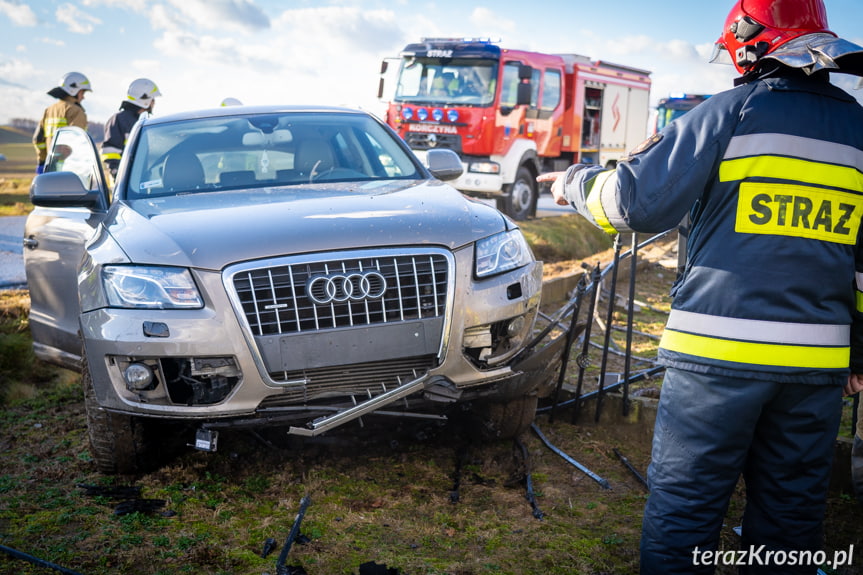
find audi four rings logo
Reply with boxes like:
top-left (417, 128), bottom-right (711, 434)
top-left (306, 271), bottom-right (388, 305)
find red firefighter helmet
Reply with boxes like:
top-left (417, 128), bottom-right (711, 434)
top-left (713, 0), bottom-right (835, 74)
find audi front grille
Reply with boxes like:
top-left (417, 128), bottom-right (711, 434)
top-left (229, 250), bottom-right (451, 336)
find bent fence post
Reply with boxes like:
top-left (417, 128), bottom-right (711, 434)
top-left (550, 273), bottom-right (587, 423)
top-left (595, 234), bottom-right (622, 422)
top-left (622, 232), bottom-right (638, 417)
top-left (572, 263), bottom-right (601, 424)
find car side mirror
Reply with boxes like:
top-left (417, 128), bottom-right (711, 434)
top-left (30, 171), bottom-right (103, 208)
top-left (425, 149), bottom-right (464, 181)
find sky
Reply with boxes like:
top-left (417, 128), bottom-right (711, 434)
top-left (1, 0), bottom-right (862, 128)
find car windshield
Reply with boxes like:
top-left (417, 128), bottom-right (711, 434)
top-left (123, 111), bottom-right (423, 199)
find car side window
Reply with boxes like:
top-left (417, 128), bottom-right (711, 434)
top-left (46, 128), bottom-right (102, 191)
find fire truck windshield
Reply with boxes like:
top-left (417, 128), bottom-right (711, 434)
top-left (395, 58), bottom-right (498, 106)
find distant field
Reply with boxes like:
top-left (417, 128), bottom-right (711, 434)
top-left (0, 127), bottom-right (34, 214)
top-left (0, 126), bottom-right (35, 179)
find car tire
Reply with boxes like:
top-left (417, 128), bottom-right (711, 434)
top-left (474, 394), bottom-right (538, 440)
top-left (82, 352), bottom-right (161, 475)
top-left (497, 166), bottom-right (537, 221)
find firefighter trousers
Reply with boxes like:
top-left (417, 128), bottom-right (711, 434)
top-left (639, 367), bottom-right (843, 575)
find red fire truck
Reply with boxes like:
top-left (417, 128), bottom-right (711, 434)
top-left (378, 38), bottom-right (652, 220)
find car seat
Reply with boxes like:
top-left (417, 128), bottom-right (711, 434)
top-left (162, 151), bottom-right (206, 192)
top-left (294, 137), bottom-right (335, 181)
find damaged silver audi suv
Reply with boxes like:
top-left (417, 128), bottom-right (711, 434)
top-left (23, 105), bottom-right (561, 474)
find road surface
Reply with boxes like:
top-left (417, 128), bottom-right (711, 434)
top-left (0, 216), bottom-right (25, 289)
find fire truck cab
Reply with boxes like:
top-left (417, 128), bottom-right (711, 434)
top-left (379, 38), bottom-right (651, 220)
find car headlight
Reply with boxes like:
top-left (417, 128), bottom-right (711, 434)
top-left (475, 230), bottom-right (533, 278)
top-left (103, 266), bottom-right (203, 309)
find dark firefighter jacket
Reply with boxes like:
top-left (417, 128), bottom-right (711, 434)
top-left (100, 105), bottom-right (140, 177)
top-left (32, 97), bottom-right (87, 165)
top-left (561, 71), bottom-right (863, 385)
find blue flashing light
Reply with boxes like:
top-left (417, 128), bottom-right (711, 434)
top-left (417, 108), bottom-right (429, 121)
top-left (446, 109), bottom-right (459, 123)
top-left (402, 107), bottom-right (414, 121)
top-left (432, 108), bottom-right (444, 122)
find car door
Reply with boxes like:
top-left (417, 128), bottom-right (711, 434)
top-left (23, 126), bottom-right (110, 370)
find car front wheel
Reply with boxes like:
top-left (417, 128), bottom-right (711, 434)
top-left (473, 394), bottom-right (538, 440)
top-left (82, 351), bottom-right (164, 475)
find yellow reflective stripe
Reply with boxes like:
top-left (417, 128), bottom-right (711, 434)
top-left (585, 170), bottom-right (618, 234)
top-left (101, 152), bottom-right (122, 161)
top-left (660, 329), bottom-right (850, 369)
top-left (857, 291), bottom-right (863, 314)
top-left (735, 181), bottom-right (863, 244)
top-left (44, 118), bottom-right (70, 129)
top-left (720, 155), bottom-right (863, 191)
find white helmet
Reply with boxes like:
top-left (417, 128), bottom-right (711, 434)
top-left (59, 72), bottom-right (92, 97)
top-left (221, 97), bottom-right (242, 107)
top-left (126, 78), bottom-right (162, 109)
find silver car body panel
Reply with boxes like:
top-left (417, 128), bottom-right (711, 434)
top-left (25, 106), bottom-right (548, 438)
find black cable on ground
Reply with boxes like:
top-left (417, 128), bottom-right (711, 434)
top-left (514, 436), bottom-right (544, 520)
top-left (0, 543), bottom-right (84, 575)
top-left (531, 423), bottom-right (610, 489)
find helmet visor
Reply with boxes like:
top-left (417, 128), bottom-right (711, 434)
top-left (710, 43), bottom-right (734, 66)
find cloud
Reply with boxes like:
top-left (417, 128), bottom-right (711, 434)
top-left (0, 56), bottom-right (35, 85)
top-left (164, 0), bottom-right (270, 33)
top-left (0, 0), bottom-right (37, 27)
top-left (38, 37), bottom-right (66, 47)
top-left (81, 0), bottom-right (142, 9)
top-left (56, 3), bottom-right (102, 34)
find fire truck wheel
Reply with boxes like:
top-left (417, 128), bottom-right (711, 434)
top-left (497, 166), bottom-right (537, 221)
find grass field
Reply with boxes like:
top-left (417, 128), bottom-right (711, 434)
top-left (0, 126), bottom-right (35, 216)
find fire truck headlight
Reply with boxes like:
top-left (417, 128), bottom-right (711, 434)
top-left (468, 161), bottom-right (500, 175)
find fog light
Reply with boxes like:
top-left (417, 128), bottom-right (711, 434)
top-left (123, 362), bottom-right (154, 391)
top-left (507, 316), bottom-right (526, 338)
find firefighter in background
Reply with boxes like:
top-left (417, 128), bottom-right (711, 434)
top-left (541, 0), bottom-right (863, 572)
top-left (101, 78), bottom-right (162, 184)
top-left (32, 71), bottom-right (92, 174)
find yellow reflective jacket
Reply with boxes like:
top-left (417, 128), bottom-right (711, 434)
top-left (32, 97), bottom-right (88, 165)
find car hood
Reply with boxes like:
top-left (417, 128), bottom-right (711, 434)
top-left (107, 180), bottom-right (510, 270)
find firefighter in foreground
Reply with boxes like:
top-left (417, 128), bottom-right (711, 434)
top-left (541, 0), bottom-right (863, 573)
top-left (101, 78), bottom-right (162, 183)
top-left (32, 71), bottom-right (92, 174)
